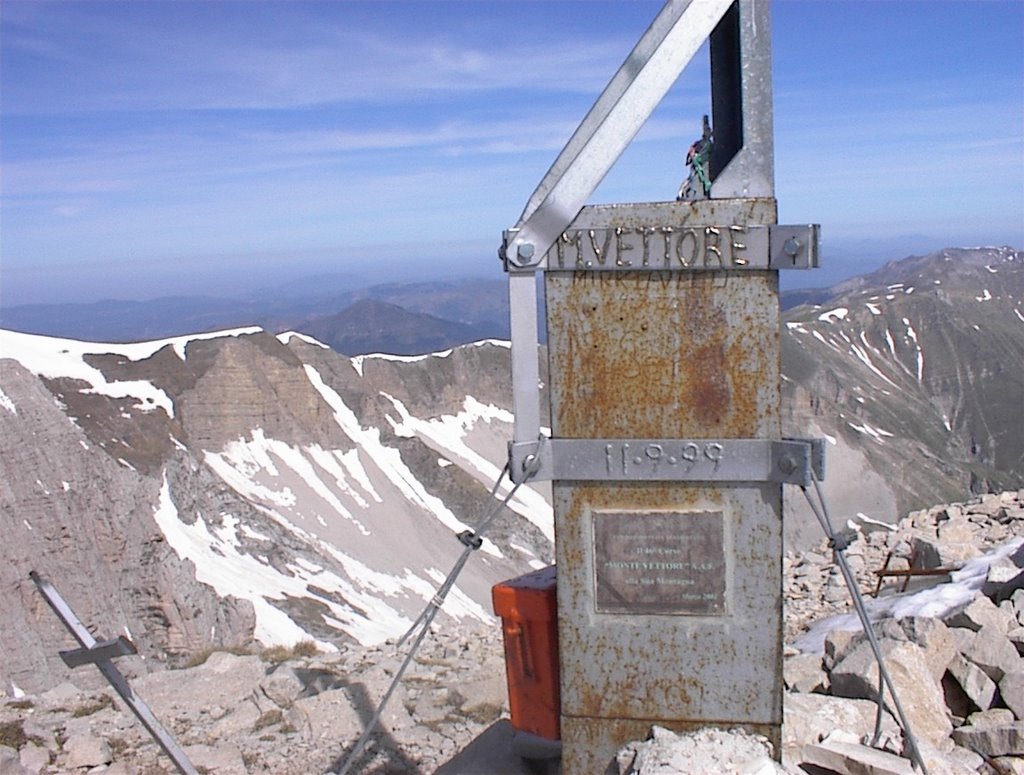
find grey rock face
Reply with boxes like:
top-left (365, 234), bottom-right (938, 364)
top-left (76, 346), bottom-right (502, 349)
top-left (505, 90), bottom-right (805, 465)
top-left (951, 722), bottom-right (1024, 757)
top-left (0, 360), bottom-right (255, 695)
top-left (1, 332), bottom-right (552, 699)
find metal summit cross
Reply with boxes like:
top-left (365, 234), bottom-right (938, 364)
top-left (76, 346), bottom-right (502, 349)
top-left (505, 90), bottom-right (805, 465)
top-left (499, 1), bottom-right (821, 771)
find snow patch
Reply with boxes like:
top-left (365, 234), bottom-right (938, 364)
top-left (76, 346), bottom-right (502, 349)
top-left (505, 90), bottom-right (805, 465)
top-left (424, 567), bottom-right (493, 624)
top-left (153, 473), bottom-right (447, 647)
top-left (277, 331), bottom-right (330, 349)
top-left (796, 538), bottom-right (1023, 653)
top-left (0, 387), bottom-right (15, 414)
top-left (902, 318), bottom-right (924, 381)
top-left (883, 329), bottom-right (897, 358)
top-left (379, 391), bottom-right (553, 543)
top-left (865, 302), bottom-right (881, 316)
top-left (153, 475), bottom-right (335, 648)
top-left (848, 342), bottom-right (899, 389)
top-left (0, 329), bottom-right (261, 418)
top-left (205, 431), bottom-right (373, 534)
top-left (817, 307), bottom-right (848, 323)
top-left (976, 289), bottom-right (992, 302)
top-left (847, 421), bottom-right (895, 442)
top-left (303, 365), bottom-right (503, 551)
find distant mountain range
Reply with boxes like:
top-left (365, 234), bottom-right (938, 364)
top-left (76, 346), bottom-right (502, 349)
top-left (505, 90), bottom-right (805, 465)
top-left (0, 277), bottom-right (511, 353)
top-left (1, 245), bottom-right (1021, 696)
top-left (1, 267), bottom-right (838, 355)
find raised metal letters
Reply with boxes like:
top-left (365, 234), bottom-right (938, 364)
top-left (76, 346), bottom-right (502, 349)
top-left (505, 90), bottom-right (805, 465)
top-left (552, 224), bottom-right (762, 269)
top-left (593, 510), bottom-right (727, 615)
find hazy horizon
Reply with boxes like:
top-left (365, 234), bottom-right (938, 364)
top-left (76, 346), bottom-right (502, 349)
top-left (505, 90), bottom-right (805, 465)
top-left (2, 1), bottom-right (1022, 307)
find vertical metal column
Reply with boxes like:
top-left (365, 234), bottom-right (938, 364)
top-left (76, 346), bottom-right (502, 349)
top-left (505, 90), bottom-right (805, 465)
top-left (546, 204), bottom-right (783, 774)
top-left (499, 2), bottom-right (813, 771)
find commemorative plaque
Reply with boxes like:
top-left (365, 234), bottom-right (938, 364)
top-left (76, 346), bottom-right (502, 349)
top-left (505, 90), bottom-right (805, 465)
top-left (593, 510), bottom-right (726, 615)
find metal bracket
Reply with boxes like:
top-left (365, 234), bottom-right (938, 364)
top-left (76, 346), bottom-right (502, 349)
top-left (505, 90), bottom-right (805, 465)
top-left (770, 224), bottom-right (820, 269)
top-left (509, 437), bottom-right (826, 487)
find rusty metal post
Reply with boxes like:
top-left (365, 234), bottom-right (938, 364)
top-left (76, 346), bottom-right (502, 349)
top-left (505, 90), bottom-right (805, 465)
top-left (546, 203), bottom-right (783, 774)
top-left (500, 2), bottom-right (819, 771)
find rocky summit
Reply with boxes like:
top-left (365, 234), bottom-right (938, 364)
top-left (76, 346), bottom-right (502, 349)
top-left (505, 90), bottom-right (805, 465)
top-left (1, 490), bottom-right (1021, 774)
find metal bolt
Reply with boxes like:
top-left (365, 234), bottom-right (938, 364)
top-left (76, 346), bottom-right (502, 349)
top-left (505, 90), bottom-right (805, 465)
top-left (522, 453), bottom-right (537, 473)
top-left (778, 455), bottom-right (797, 475)
top-left (783, 237), bottom-right (802, 262)
top-left (516, 242), bottom-right (536, 264)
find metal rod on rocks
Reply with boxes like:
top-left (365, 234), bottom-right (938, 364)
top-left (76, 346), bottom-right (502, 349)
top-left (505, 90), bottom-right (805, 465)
top-left (335, 453), bottom-right (541, 775)
top-left (396, 465), bottom-right (511, 648)
top-left (799, 482), bottom-right (929, 774)
top-left (30, 571), bottom-right (200, 775)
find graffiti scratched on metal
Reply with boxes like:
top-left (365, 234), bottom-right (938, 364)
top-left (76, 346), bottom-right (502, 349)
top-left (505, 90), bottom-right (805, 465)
top-left (547, 244), bottom-right (783, 771)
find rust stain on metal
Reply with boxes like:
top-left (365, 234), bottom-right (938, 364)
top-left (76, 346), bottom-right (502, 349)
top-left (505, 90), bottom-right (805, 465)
top-left (547, 197), bottom-right (783, 775)
top-left (547, 271), bottom-right (778, 441)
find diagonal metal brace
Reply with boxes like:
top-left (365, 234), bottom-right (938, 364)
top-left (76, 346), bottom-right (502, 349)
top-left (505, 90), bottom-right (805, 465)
top-left (30, 571), bottom-right (199, 775)
top-left (503, 0), bottom-right (735, 269)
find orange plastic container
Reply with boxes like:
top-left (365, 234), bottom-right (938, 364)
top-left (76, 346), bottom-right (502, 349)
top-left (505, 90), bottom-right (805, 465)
top-left (492, 565), bottom-right (560, 742)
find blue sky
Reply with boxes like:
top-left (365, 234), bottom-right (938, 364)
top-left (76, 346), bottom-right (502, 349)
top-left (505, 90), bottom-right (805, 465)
top-left (1, 0), bottom-right (1022, 306)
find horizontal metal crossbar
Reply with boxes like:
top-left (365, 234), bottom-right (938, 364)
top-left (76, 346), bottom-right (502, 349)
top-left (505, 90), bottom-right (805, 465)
top-left (505, 221), bottom-right (818, 272)
top-left (60, 636), bottom-right (137, 668)
top-left (508, 437), bottom-right (825, 486)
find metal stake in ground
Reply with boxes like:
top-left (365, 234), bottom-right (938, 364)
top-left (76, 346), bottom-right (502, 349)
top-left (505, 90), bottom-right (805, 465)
top-left (30, 571), bottom-right (199, 775)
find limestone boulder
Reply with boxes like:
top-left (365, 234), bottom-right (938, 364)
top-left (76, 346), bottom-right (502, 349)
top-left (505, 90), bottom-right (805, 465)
top-left (783, 693), bottom-right (900, 761)
top-left (783, 653), bottom-right (827, 694)
top-left (951, 722), bottom-right (1024, 757)
top-left (62, 734), bottom-right (111, 769)
top-left (946, 653), bottom-right (997, 712)
top-left (967, 624), bottom-right (1021, 682)
top-left (1000, 671), bottom-right (1024, 720)
top-left (0, 745), bottom-right (30, 775)
top-left (945, 595), bottom-right (1013, 633)
top-left (801, 734), bottom-right (915, 775)
top-left (829, 639), bottom-right (952, 747)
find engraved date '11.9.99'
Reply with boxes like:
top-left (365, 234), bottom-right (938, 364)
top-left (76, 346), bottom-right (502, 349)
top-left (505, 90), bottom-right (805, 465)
top-left (606, 441), bottom-right (724, 477)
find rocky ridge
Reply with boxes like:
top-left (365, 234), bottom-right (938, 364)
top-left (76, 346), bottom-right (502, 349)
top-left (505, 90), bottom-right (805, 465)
top-left (1, 491), bottom-right (1021, 774)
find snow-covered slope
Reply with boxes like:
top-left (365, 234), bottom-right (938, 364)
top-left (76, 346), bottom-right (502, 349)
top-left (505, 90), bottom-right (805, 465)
top-left (781, 246), bottom-right (1024, 546)
top-left (0, 327), bottom-right (552, 693)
